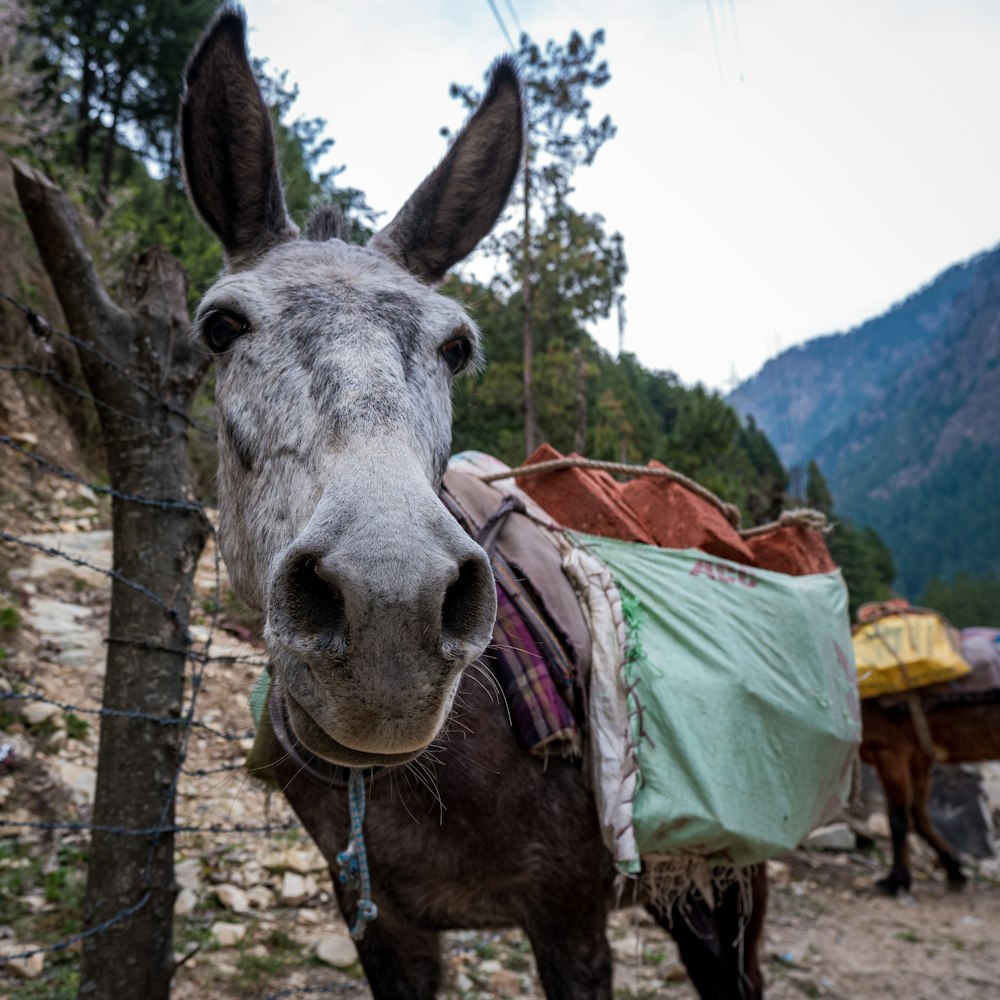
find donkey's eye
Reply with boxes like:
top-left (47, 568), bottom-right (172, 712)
top-left (203, 310), bottom-right (250, 353)
top-left (439, 334), bottom-right (471, 374)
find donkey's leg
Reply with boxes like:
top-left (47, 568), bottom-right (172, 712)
top-left (870, 748), bottom-right (914, 894)
top-left (715, 865), bottom-right (767, 1000)
top-left (651, 864), bottom-right (767, 1000)
top-left (649, 894), bottom-right (721, 999)
top-left (910, 759), bottom-right (967, 890)
top-left (332, 879), bottom-right (441, 1000)
top-left (522, 903), bottom-right (613, 1000)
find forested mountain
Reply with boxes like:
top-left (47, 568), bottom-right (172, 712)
top-left (729, 246), bottom-right (1000, 600)
top-left (727, 250), bottom-right (994, 468)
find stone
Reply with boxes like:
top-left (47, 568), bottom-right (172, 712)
top-left (17, 531), bottom-right (112, 590)
top-left (767, 859), bottom-right (791, 887)
top-left (20, 701), bottom-right (61, 727)
top-left (314, 932), bottom-right (357, 968)
top-left (175, 858), bottom-right (203, 891)
top-left (53, 761), bottom-right (96, 804)
top-left (246, 885), bottom-right (275, 910)
top-left (485, 967), bottom-right (523, 996)
top-left (23, 596), bottom-right (103, 669)
top-left (296, 907), bottom-right (321, 925)
top-left (209, 921), bottom-right (246, 947)
top-left (981, 761), bottom-right (1000, 814)
top-left (285, 847), bottom-right (324, 874)
top-left (0, 733), bottom-right (33, 764)
top-left (663, 962), bottom-right (689, 983)
top-left (215, 884), bottom-right (250, 914)
top-left (454, 972), bottom-right (475, 993)
top-left (804, 822), bottom-right (856, 852)
top-left (866, 811), bottom-right (891, 839)
top-left (611, 931), bottom-right (642, 963)
top-left (4, 950), bottom-right (44, 979)
top-left (280, 871), bottom-right (309, 906)
top-left (75, 483), bottom-right (98, 504)
top-left (174, 888), bottom-right (198, 916)
top-left (929, 763), bottom-right (994, 858)
top-left (39, 728), bottom-right (67, 752)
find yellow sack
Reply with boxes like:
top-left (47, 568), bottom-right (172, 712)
top-left (853, 603), bottom-right (971, 699)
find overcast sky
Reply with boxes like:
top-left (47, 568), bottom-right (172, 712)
top-left (239, 0), bottom-right (1000, 391)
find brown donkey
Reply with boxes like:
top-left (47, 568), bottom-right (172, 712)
top-left (181, 8), bottom-right (767, 997)
top-left (861, 692), bottom-right (1000, 894)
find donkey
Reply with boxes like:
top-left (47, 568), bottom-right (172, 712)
top-left (181, 8), bottom-right (767, 998)
top-left (861, 694), bottom-right (1000, 895)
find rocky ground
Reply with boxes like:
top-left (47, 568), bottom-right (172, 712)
top-left (2, 502), bottom-right (1000, 999)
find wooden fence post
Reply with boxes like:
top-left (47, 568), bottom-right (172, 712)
top-left (13, 161), bottom-right (211, 1000)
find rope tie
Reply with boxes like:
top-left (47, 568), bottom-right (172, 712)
top-left (336, 769), bottom-right (378, 940)
top-left (741, 507), bottom-right (830, 537)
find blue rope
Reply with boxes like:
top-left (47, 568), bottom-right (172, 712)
top-left (336, 769), bottom-right (378, 940)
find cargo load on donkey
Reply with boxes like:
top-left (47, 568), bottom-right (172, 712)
top-left (853, 599), bottom-right (972, 700)
top-left (445, 445), bottom-right (861, 881)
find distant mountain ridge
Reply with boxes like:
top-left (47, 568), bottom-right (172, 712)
top-left (728, 244), bottom-right (1000, 597)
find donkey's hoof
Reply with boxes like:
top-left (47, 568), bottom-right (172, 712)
top-left (874, 875), bottom-right (905, 896)
top-left (946, 872), bottom-right (968, 893)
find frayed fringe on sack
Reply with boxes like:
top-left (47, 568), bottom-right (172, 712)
top-left (615, 858), bottom-right (756, 929)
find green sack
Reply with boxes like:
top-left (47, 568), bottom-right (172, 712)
top-left (579, 536), bottom-right (860, 867)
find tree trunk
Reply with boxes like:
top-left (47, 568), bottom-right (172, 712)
top-left (75, 50), bottom-right (95, 173)
top-left (13, 162), bottom-right (211, 1000)
top-left (573, 344), bottom-right (587, 454)
top-left (96, 104), bottom-right (121, 217)
top-left (521, 163), bottom-right (538, 457)
top-left (74, 5), bottom-right (99, 174)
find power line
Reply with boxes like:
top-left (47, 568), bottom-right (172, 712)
top-left (501, 0), bottom-right (522, 32)
top-left (485, 0), bottom-right (515, 49)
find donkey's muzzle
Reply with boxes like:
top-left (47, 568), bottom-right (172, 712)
top-left (269, 546), bottom-right (495, 666)
top-left (265, 525), bottom-right (496, 761)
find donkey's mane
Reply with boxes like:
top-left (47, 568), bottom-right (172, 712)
top-left (305, 204), bottom-right (350, 243)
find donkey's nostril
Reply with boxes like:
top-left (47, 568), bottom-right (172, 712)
top-left (283, 555), bottom-right (347, 652)
top-left (440, 554), bottom-right (495, 657)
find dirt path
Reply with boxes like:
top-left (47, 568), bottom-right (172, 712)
top-left (762, 854), bottom-right (1000, 1000)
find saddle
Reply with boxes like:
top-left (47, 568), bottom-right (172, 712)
top-left (442, 452), bottom-right (593, 758)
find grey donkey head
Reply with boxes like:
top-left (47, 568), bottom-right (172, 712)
top-left (181, 7), bottom-right (522, 767)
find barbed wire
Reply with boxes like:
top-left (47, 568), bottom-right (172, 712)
top-left (0, 530), bottom-right (189, 629)
top-left (0, 302), bottom-right (345, 999)
top-left (0, 818), bottom-right (301, 836)
top-left (0, 362), bottom-right (187, 433)
top-left (0, 690), bottom-right (256, 741)
top-left (263, 988), bottom-right (359, 999)
top-left (0, 289), bottom-right (211, 435)
top-left (1, 434), bottom-right (206, 513)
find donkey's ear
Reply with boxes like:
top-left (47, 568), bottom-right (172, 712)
top-left (371, 58), bottom-right (523, 283)
top-left (180, 6), bottom-right (297, 268)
